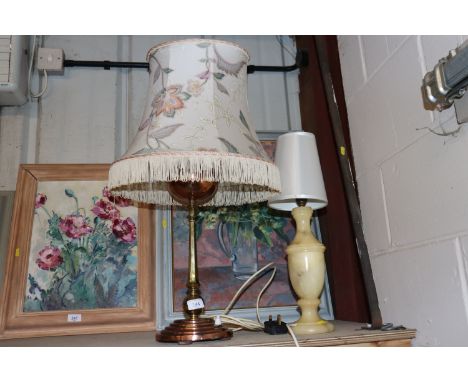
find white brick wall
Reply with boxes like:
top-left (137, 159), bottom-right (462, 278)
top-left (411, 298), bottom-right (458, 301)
top-left (338, 35), bottom-right (468, 345)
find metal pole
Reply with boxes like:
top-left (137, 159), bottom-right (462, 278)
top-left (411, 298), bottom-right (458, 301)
top-left (64, 54), bottom-right (308, 74)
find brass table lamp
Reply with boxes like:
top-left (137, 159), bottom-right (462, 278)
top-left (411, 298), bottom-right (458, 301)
top-left (269, 131), bottom-right (333, 335)
top-left (108, 39), bottom-right (281, 343)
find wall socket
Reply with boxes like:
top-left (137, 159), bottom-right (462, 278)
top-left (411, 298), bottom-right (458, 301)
top-left (37, 48), bottom-right (64, 72)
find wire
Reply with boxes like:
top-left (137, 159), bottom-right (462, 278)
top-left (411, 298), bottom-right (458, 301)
top-left (416, 124), bottom-right (463, 137)
top-left (202, 261), bottom-right (303, 346)
top-left (31, 70), bottom-right (48, 98)
top-left (286, 324), bottom-right (300, 347)
top-left (28, 35), bottom-right (48, 99)
top-left (255, 267), bottom-right (277, 323)
top-left (212, 315), bottom-right (263, 331)
top-left (222, 262), bottom-right (276, 317)
top-left (276, 36), bottom-right (296, 61)
top-left (203, 262), bottom-right (277, 331)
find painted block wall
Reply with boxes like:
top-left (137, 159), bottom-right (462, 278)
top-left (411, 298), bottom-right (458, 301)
top-left (338, 35), bottom-right (468, 345)
top-left (0, 35), bottom-right (301, 191)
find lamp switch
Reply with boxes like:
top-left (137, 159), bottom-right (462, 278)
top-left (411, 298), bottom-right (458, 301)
top-left (37, 48), bottom-right (64, 72)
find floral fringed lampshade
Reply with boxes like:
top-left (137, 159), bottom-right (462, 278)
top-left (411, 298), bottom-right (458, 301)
top-left (108, 39), bottom-right (281, 205)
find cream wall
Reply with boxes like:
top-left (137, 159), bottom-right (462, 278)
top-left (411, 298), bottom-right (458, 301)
top-left (338, 35), bottom-right (468, 345)
top-left (0, 35), bottom-right (301, 191)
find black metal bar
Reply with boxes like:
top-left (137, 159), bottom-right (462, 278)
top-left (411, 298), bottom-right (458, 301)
top-left (314, 36), bottom-right (383, 330)
top-left (64, 60), bottom-right (149, 70)
top-left (247, 64), bottom-right (298, 74)
top-left (63, 49), bottom-right (309, 74)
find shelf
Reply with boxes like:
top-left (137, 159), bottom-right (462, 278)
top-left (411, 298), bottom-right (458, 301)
top-left (0, 320), bottom-right (416, 347)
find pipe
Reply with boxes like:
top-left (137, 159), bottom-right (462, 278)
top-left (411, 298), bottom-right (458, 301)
top-left (63, 49), bottom-right (309, 74)
top-left (64, 60), bottom-right (148, 70)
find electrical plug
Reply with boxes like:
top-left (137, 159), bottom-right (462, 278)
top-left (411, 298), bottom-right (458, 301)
top-left (263, 314), bottom-right (288, 335)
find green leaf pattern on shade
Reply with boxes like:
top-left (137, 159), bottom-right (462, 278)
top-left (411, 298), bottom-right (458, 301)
top-left (152, 64), bottom-right (161, 84)
top-left (239, 110), bottom-right (249, 129)
top-left (138, 44), bottom-right (244, 129)
top-left (215, 80), bottom-right (229, 95)
top-left (218, 137), bottom-right (239, 153)
top-left (179, 92), bottom-right (191, 101)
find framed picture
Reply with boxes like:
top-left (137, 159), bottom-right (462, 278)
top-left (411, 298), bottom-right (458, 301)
top-left (0, 164), bottom-right (155, 340)
top-left (156, 133), bottom-right (333, 329)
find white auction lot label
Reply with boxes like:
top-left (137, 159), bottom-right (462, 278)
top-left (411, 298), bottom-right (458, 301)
top-left (67, 313), bottom-right (82, 323)
top-left (186, 298), bottom-right (204, 310)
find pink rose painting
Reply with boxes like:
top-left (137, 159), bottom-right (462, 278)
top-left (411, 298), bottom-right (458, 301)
top-left (36, 246), bottom-right (63, 271)
top-left (91, 199), bottom-right (120, 220)
top-left (35, 193), bottom-right (47, 209)
top-left (112, 217), bottom-right (137, 243)
top-left (59, 215), bottom-right (94, 239)
top-left (24, 183), bottom-right (139, 313)
top-left (102, 186), bottom-right (132, 207)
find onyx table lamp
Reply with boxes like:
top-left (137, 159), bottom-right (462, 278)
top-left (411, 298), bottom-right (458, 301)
top-left (108, 39), bottom-right (281, 343)
top-left (269, 131), bottom-right (334, 335)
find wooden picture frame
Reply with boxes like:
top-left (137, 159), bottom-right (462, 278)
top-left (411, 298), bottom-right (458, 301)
top-left (0, 164), bottom-right (155, 340)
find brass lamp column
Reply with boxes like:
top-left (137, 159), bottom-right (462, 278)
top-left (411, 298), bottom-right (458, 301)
top-left (269, 131), bottom-right (334, 335)
top-left (107, 39), bottom-right (281, 344)
top-left (155, 181), bottom-right (232, 343)
top-left (185, 202), bottom-right (200, 320)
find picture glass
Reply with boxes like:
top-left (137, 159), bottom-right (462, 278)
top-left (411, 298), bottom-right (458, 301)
top-left (172, 140), bottom-right (297, 311)
top-left (24, 180), bottom-right (139, 312)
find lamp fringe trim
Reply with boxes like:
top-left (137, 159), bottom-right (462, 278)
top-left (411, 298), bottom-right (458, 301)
top-left (108, 152), bottom-right (281, 206)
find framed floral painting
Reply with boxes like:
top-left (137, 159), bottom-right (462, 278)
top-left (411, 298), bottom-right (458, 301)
top-left (156, 135), bottom-right (333, 329)
top-left (0, 164), bottom-right (155, 340)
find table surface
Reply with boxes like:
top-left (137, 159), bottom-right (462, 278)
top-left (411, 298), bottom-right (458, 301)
top-left (0, 320), bottom-right (416, 347)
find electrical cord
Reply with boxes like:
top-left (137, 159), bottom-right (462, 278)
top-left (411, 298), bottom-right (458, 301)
top-left (254, 266), bottom-right (277, 324)
top-left (221, 261), bottom-right (276, 316)
top-left (204, 262), bottom-right (276, 331)
top-left (416, 123), bottom-right (463, 137)
top-left (203, 261), bottom-right (300, 346)
top-left (286, 324), bottom-right (300, 347)
top-left (276, 36), bottom-right (296, 62)
top-left (28, 35), bottom-right (48, 99)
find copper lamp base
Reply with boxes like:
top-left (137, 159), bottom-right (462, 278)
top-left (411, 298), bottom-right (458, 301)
top-left (156, 318), bottom-right (232, 344)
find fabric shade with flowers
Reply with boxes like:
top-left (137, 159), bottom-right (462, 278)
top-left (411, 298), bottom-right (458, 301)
top-left (108, 39), bottom-right (281, 206)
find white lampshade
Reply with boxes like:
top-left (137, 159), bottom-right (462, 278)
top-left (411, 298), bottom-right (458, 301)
top-left (108, 39), bottom-right (280, 206)
top-left (269, 131), bottom-right (327, 211)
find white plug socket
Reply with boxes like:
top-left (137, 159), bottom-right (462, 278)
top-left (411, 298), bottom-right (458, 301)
top-left (37, 48), bottom-right (64, 72)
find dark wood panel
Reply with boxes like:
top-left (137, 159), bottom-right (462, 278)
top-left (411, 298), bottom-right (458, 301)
top-left (295, 35), bottom-right (370, 322)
